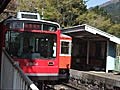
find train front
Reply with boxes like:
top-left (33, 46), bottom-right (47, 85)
top-left (4, 12), bottom-right (61, 81)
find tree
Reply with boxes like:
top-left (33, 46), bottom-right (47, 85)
top-left (16, 0), bottom-right (41, 12)
top-left (77, 6), bottom-right (115, 32)
top-left (55, 0), bottom-right (87, 27)
top-left (76, 10), bottom-right (112, 32)
top-left (0, 0), bottom-right (119, 38)
top-left (108, 24), bottom-right (120, 38)
top-left (16, 0), bottom-right (87, 27)
top-left (0, 0), bottom-right (17, 20)
top-left (16, 0), bottom-right (61, 20)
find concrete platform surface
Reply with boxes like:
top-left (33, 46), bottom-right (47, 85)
top-left (70, 69), bottom-right (120, 88)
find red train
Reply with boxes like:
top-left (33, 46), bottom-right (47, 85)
top-left (0, 11), bottom-right (72, 82)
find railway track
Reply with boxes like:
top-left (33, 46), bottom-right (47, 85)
top-left (46, 82), bottom-right (87, 90)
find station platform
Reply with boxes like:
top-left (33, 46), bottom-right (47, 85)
top-left (70, 69), bottom-right (120, 88)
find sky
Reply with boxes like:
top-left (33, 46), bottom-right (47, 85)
top-left (84, 0), bottom-right (110, 8)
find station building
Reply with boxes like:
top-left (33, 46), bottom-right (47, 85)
top-left (62, 24), bottom-right (120, 73)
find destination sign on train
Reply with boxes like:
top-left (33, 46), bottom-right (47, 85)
top-left (22, 14), bottom-right (38, 19)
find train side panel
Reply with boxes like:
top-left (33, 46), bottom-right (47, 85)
top-left (59, 56), bottom-right (71, 68)
top-left (59, 34), bottom-right (72, 80)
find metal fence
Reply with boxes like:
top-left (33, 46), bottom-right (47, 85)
top-left (0, 48), bottom-right (39, 90)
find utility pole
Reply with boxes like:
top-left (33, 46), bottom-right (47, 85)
top-left (41, 0), bottom-right (44, 19)
top-left (41, 7), bottom-right (44, 19)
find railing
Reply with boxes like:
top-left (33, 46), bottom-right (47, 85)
top-left (0, 48), bottom-right (39, 90)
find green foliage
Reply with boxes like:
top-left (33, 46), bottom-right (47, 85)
top-left (16, 0), bottom-right (42, 13)
top-left (17, 0), bottom-right (87, 27)
top-left (76, 6), bottom-right (120, 37)
top-left (55, 0), bottom-right (87, 27)
top-left (108, 24), bottom-right (120, 38)
top-left (0, 0), bottom-right (120, 37)
top-left (0, 0), bottom-right (17, 21)
top-left (76, 9), bottom-right (112, 32)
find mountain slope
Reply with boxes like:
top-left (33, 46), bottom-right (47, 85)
top-left (100, 0), bottom-right (120, 23)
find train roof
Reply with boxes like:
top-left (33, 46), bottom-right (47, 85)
top-left (60, 34), bottom-right (72, 40)
top-left (3, 11), bottom-right (61, 29)
top-left (61, 34), bottom-right (71, 38)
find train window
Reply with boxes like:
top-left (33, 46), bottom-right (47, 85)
top-left (36, 35), bottom-right (57, 58)
top-left (24, 23), bottom-right (41, 30)
top-left (8, 21), bottom-right (23, 29)
top-left (24, 23), bottom-right (57, 31)
top-left (43, 24), bottom-right (57, 31)
top-left (5, 31), bottom-right (57, 59)
top-left (61, 41), bottom-right (71, 55)
top-left (5, 31), bottom-right (20, 56)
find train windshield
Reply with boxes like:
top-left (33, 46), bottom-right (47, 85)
top-left (5, 31), bottom-right (57, 59)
